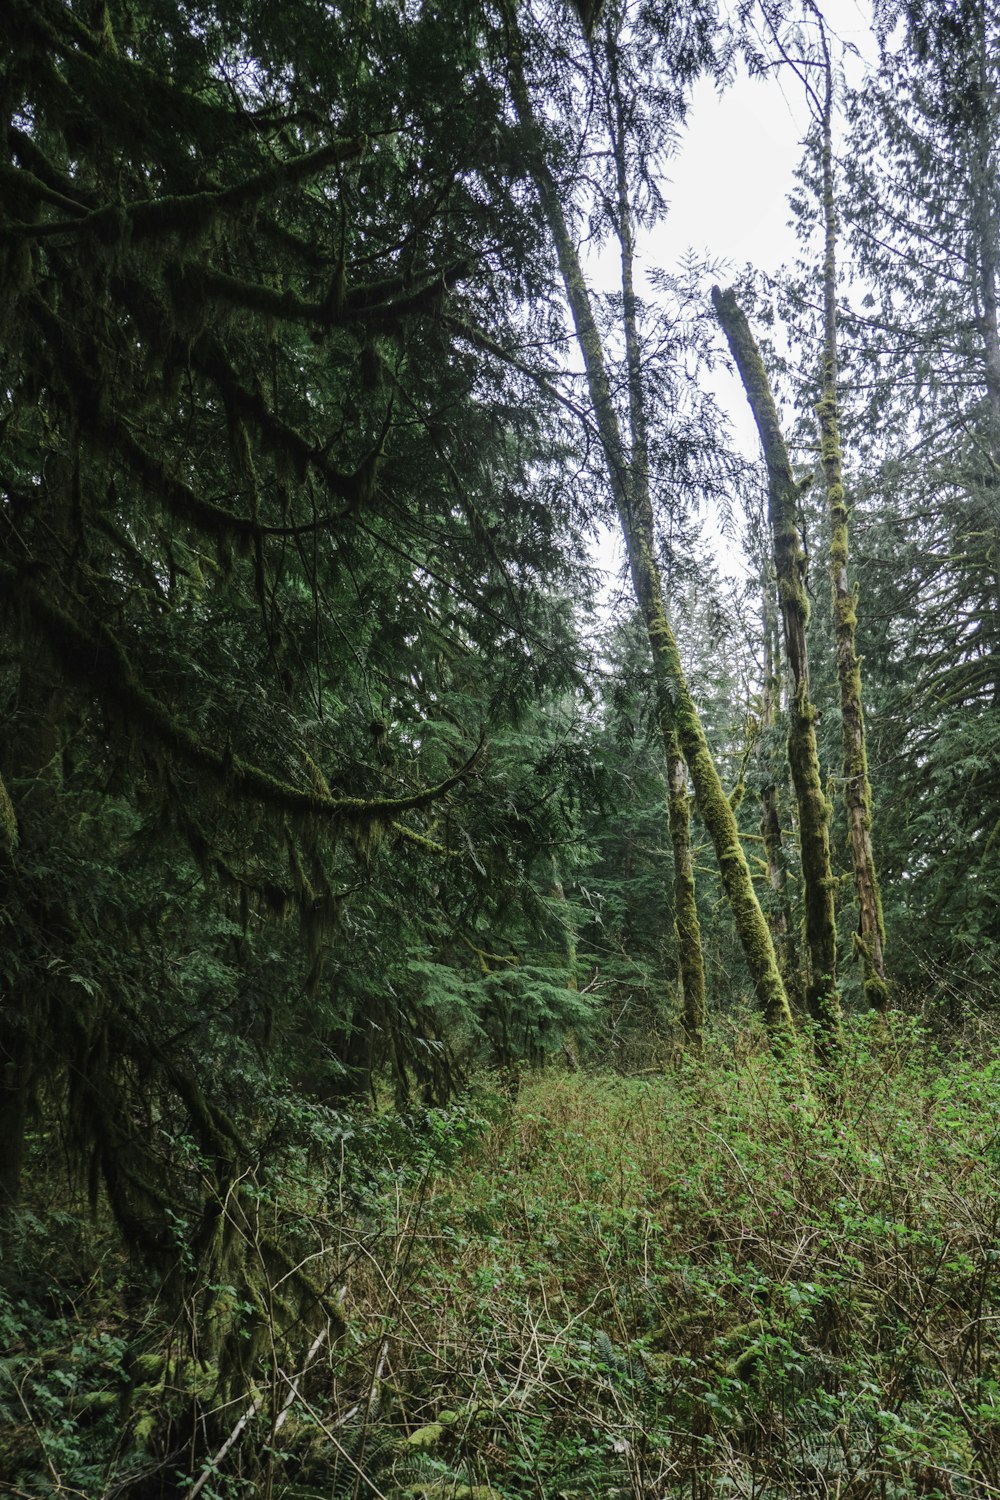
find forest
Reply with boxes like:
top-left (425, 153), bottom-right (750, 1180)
top-left (3, 0), bottom-right (1000, 1494)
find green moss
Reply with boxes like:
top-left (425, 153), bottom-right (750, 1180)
top-left (819, 370), bottom-right (888, 1009)
top-left (407, 1421), bottom-right (446, 1450)
top-left (668, 733), bottom-right (705, 1047)
top-left (401, 1488), bottom-right (499, 1500)
top-left (0, 771), bottom-right (17, 856)
top-left (714, 285), bottom-right (840, 1051)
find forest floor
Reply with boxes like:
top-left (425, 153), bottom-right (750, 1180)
top-left (4, 1014), bottom-right (1000, 1499)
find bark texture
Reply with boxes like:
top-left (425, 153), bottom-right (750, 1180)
top-left (668, 734), bottom-right (705, 1046)
top-left (713, 286), bottom-right (841, 1047)
top-left (759, 590), bottom-right (802, 1010)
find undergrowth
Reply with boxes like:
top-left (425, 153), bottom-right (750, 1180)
top-left (4, 1015), bottom-right (1000, 1498)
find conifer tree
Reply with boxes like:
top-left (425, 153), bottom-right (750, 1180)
top-left (0, 0), bottom-right (590, 1299)
top-left (808, 11), bottom-right (888, 1011)
top-left (839, 0), bottom-right (1000, 988)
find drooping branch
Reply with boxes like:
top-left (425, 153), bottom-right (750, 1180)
top-left (8, 571), bottom-right (485, 826)
top-left (10, 137), bottom-right (368, 243)
top-left (194, 262), bottom-right (469, 332)
top-left (27, 295), bottom-right (381, 538)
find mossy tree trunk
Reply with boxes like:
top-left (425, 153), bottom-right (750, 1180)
top-left (759, 585), bottom-right (802, 1011)
top-left (505, 36), bottom-right (795, 1047)
top-left (712, 286), bottom-right (842, 1050)
top-left (814, 37), bottom-right (889, 1013)
top-left (548, 854), bottom-right (581, 1068)
top-left (667, 733), bottom-right (705, 1046)
top-left (548, 853), bottom-right (578, 994)
top-left (607, 46), bottom-right (706, 1047)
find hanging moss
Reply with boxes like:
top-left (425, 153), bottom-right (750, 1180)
top-left (20, 135), bottom-right (367, 247)
top-left (192, 339), bottom-right (374, 511)
top-left (8, 572), bottom-right (485, 827)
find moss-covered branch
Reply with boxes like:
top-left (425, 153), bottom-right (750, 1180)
top-left (28, 294), bottom-right (377, 538)
top-left (194, 339), bottom-right (382, 510)
top-left (195, 262), bottom-right (468, 332)
top-left (8, 571), bottom-right (484, 825)
top-left (12, 137), bottom-right (366, 242)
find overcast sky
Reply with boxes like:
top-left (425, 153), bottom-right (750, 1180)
top-left (661, 0), bottom-right (875, 279)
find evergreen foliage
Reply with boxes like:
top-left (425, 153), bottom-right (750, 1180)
top-left (0, 0), bottom-right (592, 1356)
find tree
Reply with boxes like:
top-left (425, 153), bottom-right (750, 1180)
top-left (0, 0), bottom-right (592, 1352)
top-left (502, 0), bottom-right (798, 1046)
top-left (838, 0), bottom-right (1000, 996)
top-left (713, 286), bottom-right (842, 1047)
top-left (809, 9), bottom-right (889, 1011)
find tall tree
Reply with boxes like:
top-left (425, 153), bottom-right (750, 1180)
top-left (0, 0), bottom-right (591, 1331)
top-left (758, 565), bottom-right (803, 1007)
top-left (839, 0), bottom-right (1000, 992)
top-left (503, 2), bottom-right (797, 1045)
top-left (808, 9), bottom-right (889, 1011)
top-left (713, 286), bottom-right (842, 1047)
top-left (603, 25), bottom-right (706, 1045)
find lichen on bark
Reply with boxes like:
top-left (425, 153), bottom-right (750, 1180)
top-left (0, 772), bottom-right (17, 858)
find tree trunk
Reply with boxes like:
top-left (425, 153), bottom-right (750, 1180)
top-left (548, 854), bottom-right (581, 1068)
top-left (607, 48), bottom-right (706, 1047)
top-left (668, 734), bottom-right (705, 1046)
top-left (759, 588), bottom-right (802, 1010)
top-left (505, 39), bottom-right (795, 1047)
top-left (712, 286), bottom-right (841, 1049)
top-left (814, 45), bottom-right (888, 1012)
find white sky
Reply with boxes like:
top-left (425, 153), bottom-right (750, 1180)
top-left (660, 0), bottom-right (875, 277)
